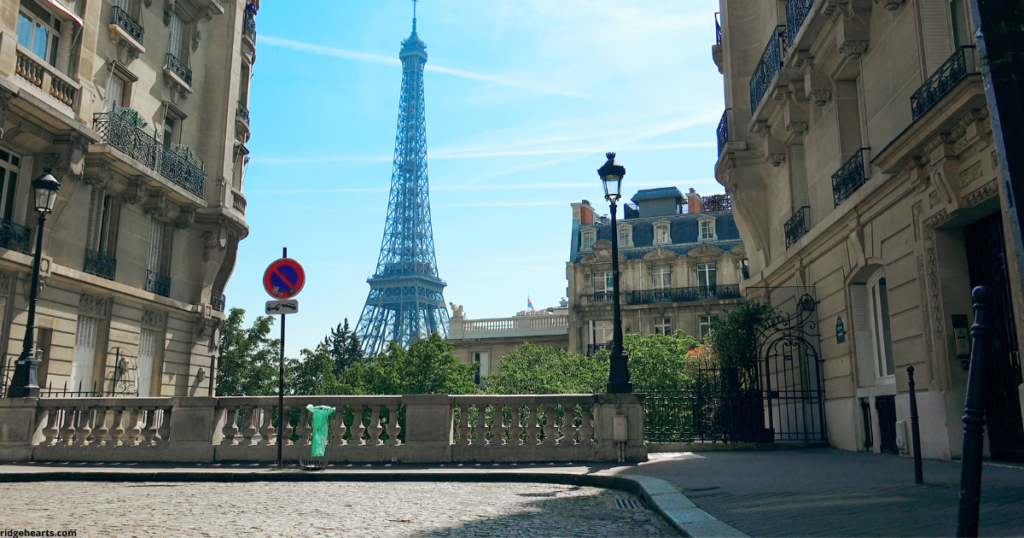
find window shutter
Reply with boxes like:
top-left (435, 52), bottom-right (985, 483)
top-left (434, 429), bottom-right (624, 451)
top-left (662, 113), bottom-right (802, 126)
top-left (168, 13), bottom-right (183, 58)
top-left (791, 145), bottom-right (809, 209)
top-left (70, 315), bottom-right (99, 394)
top-left (851, 284), bottom-right (875, 378)
top-left (920, 0), bottom-right (954, 74)
top-left (86, 188), bottom-right (103, 251)
top-left (147, 218), bottom-right (163, 273)
top-left (137, 328), bottom-right (155, 397)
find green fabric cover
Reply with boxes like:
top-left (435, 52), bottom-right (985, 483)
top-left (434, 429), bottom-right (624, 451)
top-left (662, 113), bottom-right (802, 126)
top-left (305, 405), bottom-right (336, 457)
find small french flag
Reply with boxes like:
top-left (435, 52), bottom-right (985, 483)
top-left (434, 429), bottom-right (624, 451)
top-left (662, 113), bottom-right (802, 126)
top-left (527, 297), bottom-right (534, 311)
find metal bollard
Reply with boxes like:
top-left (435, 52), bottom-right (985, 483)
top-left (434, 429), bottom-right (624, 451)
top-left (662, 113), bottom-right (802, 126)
top-left (957, 286), bottom-right (991, 538)
top-left (908, 365), bottom-right (923, 484)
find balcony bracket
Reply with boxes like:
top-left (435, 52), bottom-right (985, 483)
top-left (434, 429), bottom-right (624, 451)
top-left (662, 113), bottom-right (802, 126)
top-left (834, 2), bottom-right (872, 60)
top-left (803, 61), bottom-right (834, 106)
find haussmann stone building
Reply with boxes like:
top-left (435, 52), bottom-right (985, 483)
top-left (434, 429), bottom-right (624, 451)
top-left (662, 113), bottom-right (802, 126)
top-left (0, 0), bottom-right (256, 397)
top-left (714, 0), bottom-right (1023, 461)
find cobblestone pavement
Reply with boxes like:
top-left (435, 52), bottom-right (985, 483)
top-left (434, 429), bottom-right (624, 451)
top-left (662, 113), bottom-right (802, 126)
top-left (624, 448), bottom-right (1024, 537)
top-left (0, 481), bottom-right (679, 537)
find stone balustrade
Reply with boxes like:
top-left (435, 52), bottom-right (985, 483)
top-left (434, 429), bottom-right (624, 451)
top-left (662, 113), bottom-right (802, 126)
top-left (0, 394), bottom-right (645, 464)
top-left (448, 314), bottom-right (568, 340)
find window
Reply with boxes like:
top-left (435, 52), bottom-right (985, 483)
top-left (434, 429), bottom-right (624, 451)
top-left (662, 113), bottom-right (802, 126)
top-left (617, 225), bottom-right (632, 247)
top-left (654, 317), bottom-right (672, 335)
top-left (594, 271), bottom-right (614, 293)
top-left (162, 116), bottom-right (176, 149)
top-left (699, 316), bottom-right (719, 340)
top-left (473, 351), bottom-right (490, 385)
top-left (146, 218), bottom-right (163, 275)
top-left (87, 189), bottom-right (120, 257)
top-left (741, 259), bottom-right (750, 280)
top-left (655, 222), bottom-right (671, 245)
top-left (653, 266), bottom-right (671, 289)
top-left (137, 328), bottom-right (156, 397)
top-left (0, 149), bottom-right (21, 222)
top-left (593, 320), bottom-right (613, 345)
top-left (69, 315), bottom-right (99, 394)
top-left (17, 0), bottom-right (60, 66)
top-left (950, 0), bottom-right (970, 48)
top-left (699, 218), bottom-right (717, 241)
top-left (869, 275), bottom-right (895, 378)
top-left (103, 74), bottom-right (125, 112)
top-left (168, 12), bottom-right (185, 59)
top-left (697, 263), bottom-right (717, 289)
top-left (581, 229), bottom-right (596, 251)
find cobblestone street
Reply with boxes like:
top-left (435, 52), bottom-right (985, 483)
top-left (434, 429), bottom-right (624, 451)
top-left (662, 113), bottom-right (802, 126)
top-left (0, 481), bottom-right (678, 537)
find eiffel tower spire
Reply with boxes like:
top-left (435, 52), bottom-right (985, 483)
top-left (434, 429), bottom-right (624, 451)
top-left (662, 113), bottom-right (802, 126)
top-left (356, 8), bottom-right (449, 356)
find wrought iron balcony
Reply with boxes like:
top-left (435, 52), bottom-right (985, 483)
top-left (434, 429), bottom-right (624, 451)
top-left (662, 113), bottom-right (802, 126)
top-left (236, 101), bottom-right (249, 123)
top-left (0, 219), bottom-right (30, 254)
top-left (627, 284), bottom-right (741, 306)
top-left (211, 290), bottom-right (226, 312)
top-left (93, 111), bottom-right (159, 169)
top-left (749, 26), bottom-right (787, 113)
top-left (111, 6), bottom-right (144, 44)
top-left (832, 149), bottom-right (869, 207)
top-left (84, 249), bottom-right (117, 281)
top-left (145, 269), bottom-right (171, 297)
top-left (159, 144), bottom-right (207, 199)
top-left (243, 10), bottom-right (256, 43)
top-left (702, 194), bottom-right (732, 212)
top-left (715, 12), bottom-right (722, 45)
top-left (587, 343), bottom-right (613, 357)
top-left (785, 206), bottom-right (810, 249)
top-left (165, 54), bottom-right (192, 87)
top-left (911, 46), bottom-right (978, 121)
top-left (717, 109), bottom-right (729, 155)
top-left (785, 0), bottom-right (814, 43)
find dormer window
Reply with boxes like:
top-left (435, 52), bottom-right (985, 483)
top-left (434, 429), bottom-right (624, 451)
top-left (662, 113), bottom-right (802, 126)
top-left (654, 220), bottom-right (671, 245)
top-left (698, 216), bottom-right (717, 242)
top-left (581, 229), bottom-right (596, 251)
top-left (618, 223), bottom-right (633, 247)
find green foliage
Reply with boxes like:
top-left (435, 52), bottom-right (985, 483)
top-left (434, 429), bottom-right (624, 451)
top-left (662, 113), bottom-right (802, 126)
top-left (216, 308), bottom-right (280, 396)
top-left (621, 330), bottom-right (700, 391)
top-left (337, 333), bottom-right (478, 395)
top-left (703, 301), bottom-right (783, 391)
top-left (322, 319), bottom-right (363, 374)
top-left (485, 343), bottom-right (608, 395)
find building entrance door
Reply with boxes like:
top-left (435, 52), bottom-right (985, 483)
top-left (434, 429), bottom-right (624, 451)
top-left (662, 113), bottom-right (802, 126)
top-left (964, 212), bottom-right (1024, 462)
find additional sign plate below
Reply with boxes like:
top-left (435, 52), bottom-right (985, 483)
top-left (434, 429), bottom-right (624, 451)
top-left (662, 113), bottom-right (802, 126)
top-left (266, 299), bottom-right (298, 315)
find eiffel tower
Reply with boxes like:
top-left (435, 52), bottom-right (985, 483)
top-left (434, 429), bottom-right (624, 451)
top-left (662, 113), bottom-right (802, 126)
top-left (356, 3), bottom-right (449, 356)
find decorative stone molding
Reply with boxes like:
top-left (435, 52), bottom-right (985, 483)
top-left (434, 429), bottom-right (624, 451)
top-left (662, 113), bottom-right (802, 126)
top-left (0, 92), bottom-right (9, 139)
top-left (79, 294), bottom-right (110, 319)
top-left (963, 180), bottom-right (998, 207)
top-left (84, 163), bottom-right (112, 188)
top-left (923, 209), bottom-right (953, 229)
top-left (122, 177), bottom-right (147, 204)
top-left (786, 122), bottom-right (809, 134)
top-left (809, 90), bottom-right (832, 107)
top-left (839, 40), bottom-right (869, 59)
top-left (960, 162), bottom-right (984, 187)
top-left (142, 310), bottom-right (167, 329)
top-left (144, 190), bottom-right (167, 217)
top-left (764, 136), bottom-right (786, 166)
top-left (175, 207), bottom-right (196, 229)
top-left (873, 0), bottom-right (903, 10)
top-left (0, 271), bottom-right (12, 294)
top-left (916, 255), bottom-right (935, 364)
top-left (203, 224), bottom-right (229, 262)
top-left (928, 190), bottom-right (940, 208)
top-left (911, 201), bottom-right (923, 241)
top-left (923, 225), bottom-right (946, 359)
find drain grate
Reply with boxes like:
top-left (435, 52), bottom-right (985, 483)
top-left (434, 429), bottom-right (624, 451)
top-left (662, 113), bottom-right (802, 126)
top-left (614, 498), bottom-right (644, 510)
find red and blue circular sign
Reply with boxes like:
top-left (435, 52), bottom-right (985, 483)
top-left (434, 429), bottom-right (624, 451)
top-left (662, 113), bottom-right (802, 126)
top-left (263, 258), bottom-right (305, 299)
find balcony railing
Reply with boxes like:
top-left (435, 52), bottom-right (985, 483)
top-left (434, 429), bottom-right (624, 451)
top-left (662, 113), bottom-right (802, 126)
top-left (84, 249), bottom-right (117, 281)
top-left (749, 26), bottom-right (787, 113)
top-left (715, 12), bottom-right (722, 45)
top-left (785, 206), bottom-right (810, 249)
top-left (243, 10), bottom-right (256, 43)
top-left (587, 343), bottom-right (614, 357)
top-left (93, 111), bottom-right (159, 169)
top-left (578, 292), bottom-right (616, 307)
top-left (785, 0), bottom-right (814, 44)
top-left (449, 314), bottom-right (568, 340)
top-left (832, 149), bottom-right (869, 207)
top-left (0, 219), bottom-right (30, 254)
top-left (236, 101), bottom-right (249, 123)
top-left (145, 269), bottom-right (171, 297)
top-left (165, 54), bottom-right (192, 87)
top-left (911, 46), bottom-right (978, 121)
top-left (717, 109), bottom-right (729, 155)
top-left (111, 6), bottom-right (144, 44)
top-left (159, 144), bottom-right (206, 198)
top-left (211, 290), bottom-right (226, 312)
top-left (15, 48), bottom-right (77, 110)
top-left (627, 284), bottom-right (741, 306)
top-left (702, 194), bottom-right (732, 212)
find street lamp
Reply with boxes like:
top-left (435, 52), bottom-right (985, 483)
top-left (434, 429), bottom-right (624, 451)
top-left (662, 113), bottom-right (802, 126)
top-left (598, 152), bottom-right (631, 394)
top-left (7, 172), bottom-right (60, 398)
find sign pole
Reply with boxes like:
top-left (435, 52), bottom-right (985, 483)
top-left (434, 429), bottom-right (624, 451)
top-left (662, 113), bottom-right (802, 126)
top-left (277, 246), bottom-right (286, 469)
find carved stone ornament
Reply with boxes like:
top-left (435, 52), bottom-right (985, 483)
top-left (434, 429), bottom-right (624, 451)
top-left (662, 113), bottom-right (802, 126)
top-left (923, 209), bottom-right (953, 229)
top-left (122, 177), bottom-right (147, 204)
top-left (144, 190), bottom-right (167, 217)
top-left (84, 163), bottom-right (112, 188)
top-left (0, 270), bottom-right (12, 293)
top-left (142, 309), bottom-right (167, 329)
top-left (79, 294), bottom-right (110, 319)
top-left (0, 92), bottom-right (9, 139)
top-left (809, 90), bottom-right (832, 107)
top-left (960, 162), bottom-right (984, 187)
top-left (765, 136), bottom-right (786, 167)
top-left (786, 122), bottom-right (809, 134)
top-left (176, 207), bottom-right (196, 229)
top-left (963, 180), bottom-right (998, 207)
top-left (873, 0), bottom-right (904, 10)
top-left (449, 303), bottom-right (465, 320)
top-left (202, 224), bottom-right (230, 261)
top-left (839, 40), bottom-right (869, 59)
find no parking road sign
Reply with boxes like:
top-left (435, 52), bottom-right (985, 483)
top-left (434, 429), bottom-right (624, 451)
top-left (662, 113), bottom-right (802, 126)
top-left (263, 258), bottom-right (305, 299)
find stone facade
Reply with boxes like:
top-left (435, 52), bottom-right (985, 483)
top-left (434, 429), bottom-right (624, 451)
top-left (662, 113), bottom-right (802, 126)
top-left (715, 0), bottom-right (1024, 461)
top-left (567, 189), bottom-right (746, 354)
top-left (0, 0), bottom-right (254, 397)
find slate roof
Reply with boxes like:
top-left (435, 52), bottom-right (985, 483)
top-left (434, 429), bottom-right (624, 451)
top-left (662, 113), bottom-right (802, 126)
top-left (572, 211), bottom-right (741, 263)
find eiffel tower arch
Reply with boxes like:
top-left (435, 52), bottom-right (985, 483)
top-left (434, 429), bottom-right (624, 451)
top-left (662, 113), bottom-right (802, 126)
top-left (356, 11), bottom-right (449, 356)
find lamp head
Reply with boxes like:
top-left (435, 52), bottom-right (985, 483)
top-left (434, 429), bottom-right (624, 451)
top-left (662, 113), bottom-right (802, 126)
top-left (597, 152), bottom-right (625, 201)
top-left (32, 172), bottom-right (60, 214)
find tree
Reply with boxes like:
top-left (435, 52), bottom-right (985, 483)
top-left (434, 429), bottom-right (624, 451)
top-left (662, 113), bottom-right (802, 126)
top-left (337, 333), bottom-right (478, 395)
top-left (622, 330), bottom-right (700, 392)
top-left (216, 308), bottom-right (280, 396)
top-left (485, 344), bottom-right (607, 395)
top-left (703, 301), bottom-right (781, 390)
top-left (322, 319), bottom-right (363, 374)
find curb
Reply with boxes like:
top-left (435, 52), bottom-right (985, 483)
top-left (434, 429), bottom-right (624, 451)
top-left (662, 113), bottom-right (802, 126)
top-left (0, 469), bottom-right (747, 537)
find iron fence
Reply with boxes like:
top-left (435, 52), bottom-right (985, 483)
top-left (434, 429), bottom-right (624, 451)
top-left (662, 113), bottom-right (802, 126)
top-left (111, 5), bottom-right (144, 43)
top-left (832, 149), bottom-right (869, 207)
top-left (702, 193), bottom-right (732, 212)
top-left (145, 269), bottom-right (171, 297)
top-left (84, 249), bottom-right (116, 280)
top-left (716, 109), bottom-right (729, 155)
top-left (749, 26), bottom-right (787, 112)
top-left (236, 100), bottom-right (249, 123)
top-left (628, 284), bottom-right (740, 306)
top-left (158, 144), bottom-right (206, 198)
top-left (911, 46), bottom-right (977, 121)
top-left (211, 290), bottom-right (226, 312)
top-left (166, 53), bottom-right (192, 86)
top-left (244, 10), bottom-right (256, 42)
top-left (785, 206), bottom-right (810, 248)
top-left (0, 219), bottom-right (30, 253)
top-left (785, 0), bottom-right (814, 44)
top-left (93, 111), bottom-right (159, 169)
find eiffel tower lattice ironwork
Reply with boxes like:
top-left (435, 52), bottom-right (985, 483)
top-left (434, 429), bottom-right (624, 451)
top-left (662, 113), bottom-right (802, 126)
top-left (356, 11), bottom-right (449, 356)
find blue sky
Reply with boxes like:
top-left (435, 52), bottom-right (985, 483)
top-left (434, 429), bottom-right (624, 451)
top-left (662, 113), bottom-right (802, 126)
top-left (231, 0), bottom-right (725, 356)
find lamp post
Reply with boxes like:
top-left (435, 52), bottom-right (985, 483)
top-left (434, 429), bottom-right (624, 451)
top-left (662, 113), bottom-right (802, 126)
top-left (598, 152), bottom-right (631, 394)
top-left (7, 172), bottom-right (60, 398)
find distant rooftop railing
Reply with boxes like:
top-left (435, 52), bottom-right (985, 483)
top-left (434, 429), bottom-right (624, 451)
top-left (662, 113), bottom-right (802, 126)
top-left (448, 314), bottom-right (568, 340)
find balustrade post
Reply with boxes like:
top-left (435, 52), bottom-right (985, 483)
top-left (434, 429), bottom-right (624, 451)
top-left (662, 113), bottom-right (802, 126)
top-left (491, 405), bottom-right (507, 446)
top-left (259, 406), bottom-right (276, 446)
top-left (526, 405), bottom-right (541, 445)
top-left (349, 405), bottom-right (365, 446)
top-left (78, 407), bottom-right (94, 447)
top-left (59, 407), bottom-right (76, 446)
top-left (579, 404), bottom-right (595, 444)
top-left (474, 405), bottom-right (488, 445)
top-left (508, 405), bottom-right (524, 446)
top-left (109, 408), bottom-right (126, 447)
top-left (157, 407), bottom-right (171, 444)
top-left (93, 408), bottom-right (111, 447)
top-left (42, 408), bottom-right (61, 446)
top-left (128, 408), bottom-right (144, 445)
top-left (385, 404), bottom-right (401, 446)
top-left (221, 407), bottom-right (239, 446)
top-left (367, 406), bottom-right (383, 445)
top-left (541, 405), bottom-right (557, 445)
top-left (456, 403), bottom-right (471, 446)
top-left (242, 406), bottom-right (258, 446)
top-left (334, 406), bottom-right (348, 446)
